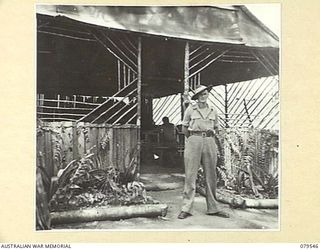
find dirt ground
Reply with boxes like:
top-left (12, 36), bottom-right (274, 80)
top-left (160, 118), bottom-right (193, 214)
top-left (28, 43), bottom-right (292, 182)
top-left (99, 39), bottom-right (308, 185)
top-left (52, 161), bottom-right (279, 230)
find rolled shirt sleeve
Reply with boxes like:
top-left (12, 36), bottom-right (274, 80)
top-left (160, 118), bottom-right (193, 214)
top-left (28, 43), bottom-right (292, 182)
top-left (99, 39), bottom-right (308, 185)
top-left (182, 105), bottom-right (192, 127)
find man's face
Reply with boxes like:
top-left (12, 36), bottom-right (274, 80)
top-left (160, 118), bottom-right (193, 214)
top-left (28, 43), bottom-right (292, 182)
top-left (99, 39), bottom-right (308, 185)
top-left (197, 90), bottom-right (209, 103)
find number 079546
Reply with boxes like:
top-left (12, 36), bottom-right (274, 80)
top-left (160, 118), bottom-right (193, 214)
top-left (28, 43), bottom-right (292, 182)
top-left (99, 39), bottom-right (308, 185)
top-left (300, 244), bottom-right (319, 248)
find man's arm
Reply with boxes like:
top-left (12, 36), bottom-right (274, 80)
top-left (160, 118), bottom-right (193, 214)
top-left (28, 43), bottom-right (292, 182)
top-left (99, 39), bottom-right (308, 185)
top-left (182, 106), bottom-right (192, 138)
top-left (206, 109), bottom-right (219, 136)
top-left (213, 111), bottom-right (220, 134)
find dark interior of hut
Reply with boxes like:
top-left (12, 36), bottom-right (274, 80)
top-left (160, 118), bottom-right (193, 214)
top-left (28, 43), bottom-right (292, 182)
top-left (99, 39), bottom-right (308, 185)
top-left (36, 15), bottom-right (183, 171)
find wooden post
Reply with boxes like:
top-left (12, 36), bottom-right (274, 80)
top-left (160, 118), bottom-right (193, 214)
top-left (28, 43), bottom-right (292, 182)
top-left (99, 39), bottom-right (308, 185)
top-left (57, 94), bottom-right (60, 108)
top-left (183, 42), bottom-right (190, 115)
top-left (73, 95), bottom-right (76, 108)
top-left (224, 84), bottom-right (229, 128)
top-left (136, 37), bottom-right (142, 176)
top-left (137, 37), bottom-right (142, 127)
top-left (123, 63), bottom-right (126, 86)
top-left (180, 93), bottom-right (184, 121)
top-left (117, 60), bottom-right (121, 91)
top-left (128, 68), bottom-right (131, 87)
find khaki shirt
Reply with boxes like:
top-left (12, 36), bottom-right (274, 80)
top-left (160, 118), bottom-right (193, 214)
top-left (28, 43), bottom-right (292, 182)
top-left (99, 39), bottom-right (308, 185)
top-left (182, 103), bottom-right (219, 131)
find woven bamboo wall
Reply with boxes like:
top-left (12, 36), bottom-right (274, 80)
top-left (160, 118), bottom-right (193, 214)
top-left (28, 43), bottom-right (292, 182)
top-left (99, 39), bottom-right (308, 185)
top-left (153, 94), bottom-right (182, 125)
top-left (208, 76), bottom-right (279, 130)
top-left (152, 76), bottom-right (279, 131)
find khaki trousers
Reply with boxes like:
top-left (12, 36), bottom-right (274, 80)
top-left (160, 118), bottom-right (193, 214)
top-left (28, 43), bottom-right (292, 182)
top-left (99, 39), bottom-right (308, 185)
top-left (181, 135), bottom-right (219, 214)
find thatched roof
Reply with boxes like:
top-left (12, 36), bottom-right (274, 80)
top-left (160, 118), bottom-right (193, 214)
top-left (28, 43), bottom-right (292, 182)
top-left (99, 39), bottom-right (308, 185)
top-left (37, 5), bottom-right (278, 47)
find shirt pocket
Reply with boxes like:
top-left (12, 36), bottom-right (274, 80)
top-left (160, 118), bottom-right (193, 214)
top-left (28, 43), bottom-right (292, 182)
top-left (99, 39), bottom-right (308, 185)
top-left (207, 112), bottom-right (216, 122)
top-left (190, 112), bottom-right (202, 129)
top-left (207, 112), bottom-right (217, 127)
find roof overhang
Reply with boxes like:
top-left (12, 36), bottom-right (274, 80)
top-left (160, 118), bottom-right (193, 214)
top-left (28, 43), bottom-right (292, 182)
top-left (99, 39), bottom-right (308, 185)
top-left (36, 5), bottom-right (279, 48)
top-left (36, 5), bottom-right (279, 98)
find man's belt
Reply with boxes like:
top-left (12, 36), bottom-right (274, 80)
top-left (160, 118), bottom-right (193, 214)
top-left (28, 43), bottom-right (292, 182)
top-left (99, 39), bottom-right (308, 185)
top-left (190, 131), bottom-right (214, 137)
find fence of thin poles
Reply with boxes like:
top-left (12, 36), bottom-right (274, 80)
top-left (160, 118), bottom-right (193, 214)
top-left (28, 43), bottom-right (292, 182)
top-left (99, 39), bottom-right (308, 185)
top-left (153, 75), bottom-right (279, 130)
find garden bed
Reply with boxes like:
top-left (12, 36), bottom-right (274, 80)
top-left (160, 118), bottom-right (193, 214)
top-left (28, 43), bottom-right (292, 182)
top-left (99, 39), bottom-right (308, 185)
top-left (46, 151), bottom-right (166, 225)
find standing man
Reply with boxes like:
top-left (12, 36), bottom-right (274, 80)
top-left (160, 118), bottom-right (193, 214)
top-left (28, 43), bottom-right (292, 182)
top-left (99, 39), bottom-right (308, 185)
top-left (178, 85), bottom-right (229, 219)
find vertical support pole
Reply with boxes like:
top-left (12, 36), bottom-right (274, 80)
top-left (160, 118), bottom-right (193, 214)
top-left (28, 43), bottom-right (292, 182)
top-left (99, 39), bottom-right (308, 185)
top-left (38, 94), bottom-right (44, 113)
top-left (180, 93), bottom-right (185, 121)
top-left (123, 63), bottom-right (127, 87)
top-left (193, 75), bottom-right (196, 89)
top-left (136, 37), bottom-right (142, 177)
top-left (117, 60), bottom-right (121, 91)
top-left (40, 93), bottom-right (44, 106)
top-left (190, 77), bottom-right (193, 90)
top-left (57, 94), bottom-right (60, 108)
top-left (128, 68), bottom-right (131, 86)
top-left (224, 84), bottom-right (229, 128)
top-left (73, 95), bottom-right (76, 108)
top-left (183, 41), bottom-right (190, 117)
top-left (137, 37), bottom-right (142, 127)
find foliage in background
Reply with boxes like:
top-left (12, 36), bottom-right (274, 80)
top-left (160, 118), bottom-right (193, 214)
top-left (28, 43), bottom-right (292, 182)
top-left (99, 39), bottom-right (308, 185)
top-left (49, 152), bottom-right (152, 212)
